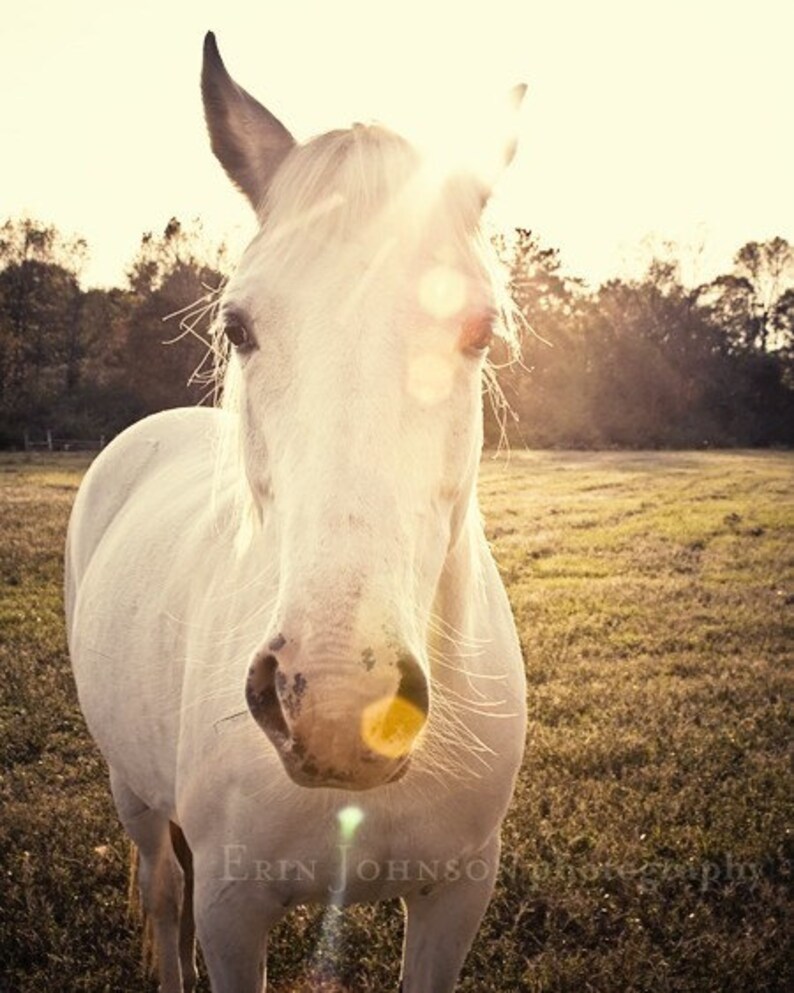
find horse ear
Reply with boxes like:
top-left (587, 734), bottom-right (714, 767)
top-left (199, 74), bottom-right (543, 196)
top-left (202, 32), bottom-right (295, 212)
top-left (443, 83), bottom-right (527, 225)
top-left (501, 83), bottom-right (527, 171)
top-left (476, 82), bottom-right (527, 202)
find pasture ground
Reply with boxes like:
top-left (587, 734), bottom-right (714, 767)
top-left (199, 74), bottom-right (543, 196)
top-left (0, 449), bottom-right (791, 992)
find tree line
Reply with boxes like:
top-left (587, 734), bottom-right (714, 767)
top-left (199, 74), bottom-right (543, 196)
top-left (0, 216), bottom-right (791, 449)
top-left (0, 217), bottom-right (226, 448)
top-left (488, 230), bottom-right (793, 447)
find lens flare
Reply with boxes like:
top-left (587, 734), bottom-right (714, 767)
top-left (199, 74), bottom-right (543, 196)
top-left (407, 352), bottom-right (454, 406)
top-left (337, 805), bottom-right (364, 842)
top-left (418, 264), bottom-right (467, 319)
top-left (361, 695), bottom-right (425, 759)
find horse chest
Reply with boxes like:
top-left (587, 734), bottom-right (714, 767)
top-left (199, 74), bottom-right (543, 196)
top-left (194, 776), bottom-right (497, 909)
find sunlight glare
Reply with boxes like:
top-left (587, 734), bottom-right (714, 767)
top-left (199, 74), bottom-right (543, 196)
top-left (409, 84), bottom-right (525, 202)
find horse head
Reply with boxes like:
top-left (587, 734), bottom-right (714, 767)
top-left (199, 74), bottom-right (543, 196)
top-left (202, 32), bottom-right (524, 790)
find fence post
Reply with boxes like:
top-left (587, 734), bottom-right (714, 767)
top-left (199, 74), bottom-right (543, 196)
top-left (46, 429), bottom-right (53, 452)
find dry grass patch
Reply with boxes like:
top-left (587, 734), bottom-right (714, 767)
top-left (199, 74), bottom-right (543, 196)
top-left (1, 449), bottom-right (792, 992)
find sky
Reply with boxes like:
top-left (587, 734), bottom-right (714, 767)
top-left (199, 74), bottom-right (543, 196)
top-left (2, 0), bottom-right (793, 290)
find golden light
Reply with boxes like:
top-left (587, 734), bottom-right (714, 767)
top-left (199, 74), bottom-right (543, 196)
top-left (361, 695), bottom-right (426, 759)
top-left (418, 264), bottom-right (467, 319)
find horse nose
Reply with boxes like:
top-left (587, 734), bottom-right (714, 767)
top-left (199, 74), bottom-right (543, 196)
top-left (246, 637), bottom-right (429, 788)
top-left (246, 648), bottom-right (428, 739)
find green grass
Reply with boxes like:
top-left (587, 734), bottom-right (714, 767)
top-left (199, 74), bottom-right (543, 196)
top-left (1, 450), bottom-right (792, 992)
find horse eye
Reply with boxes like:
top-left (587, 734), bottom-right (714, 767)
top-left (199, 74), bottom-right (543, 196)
top-left (223, 319), bottom-right (251, 350)
top-left (461, 312), bottom-right (495, 354)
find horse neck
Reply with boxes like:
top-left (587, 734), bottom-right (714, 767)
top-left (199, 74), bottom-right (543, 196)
top-left (431, 490), bottom-right (489, 660)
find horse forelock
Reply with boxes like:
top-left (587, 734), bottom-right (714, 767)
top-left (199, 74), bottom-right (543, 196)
top-left (258, 124), bottom-right (422, 262)
top-left (246, 121), bottom-right (520, 348)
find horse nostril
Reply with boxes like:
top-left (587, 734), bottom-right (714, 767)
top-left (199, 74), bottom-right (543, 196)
top-left (246, 653), bottom-right (290, 741)
top-left (360, 652), bottom-right (429, 760)
top-left (396, 653), bottom-right (429, 718)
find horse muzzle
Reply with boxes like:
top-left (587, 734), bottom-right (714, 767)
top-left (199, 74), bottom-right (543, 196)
top-left (245, 640), bottom-right (429, 790)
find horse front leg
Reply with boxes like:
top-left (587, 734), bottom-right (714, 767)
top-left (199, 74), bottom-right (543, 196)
top-left (399, 834), bottom-right (501, 993)
top-left (193, 869), bottom-right (286, 993)
top-left (110, 770), bottom-right (188, 993)
top-left (169, 822), bottom-right (197, 992)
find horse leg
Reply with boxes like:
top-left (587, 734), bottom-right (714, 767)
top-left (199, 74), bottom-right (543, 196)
top-left (399, 834), bottom-right (501, 993)
top-left (170, 822), bottom-right (197, 993)
top-left (193, 868), bottom-right (286, 993)
top-left (110, 769), bottom-right (186, 993)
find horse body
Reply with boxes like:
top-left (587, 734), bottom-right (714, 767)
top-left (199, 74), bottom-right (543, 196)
top-left (66, 32), bottom-right (527, 993)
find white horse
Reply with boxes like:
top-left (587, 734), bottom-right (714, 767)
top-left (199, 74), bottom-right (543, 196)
top-left (66, 32), bottom-right (526, 993)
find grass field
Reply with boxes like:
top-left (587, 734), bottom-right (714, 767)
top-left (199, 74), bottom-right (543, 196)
top-left (1, 449), bottom-right (792, 992)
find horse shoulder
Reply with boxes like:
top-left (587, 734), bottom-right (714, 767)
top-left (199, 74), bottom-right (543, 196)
top-left (66, 408), bottom-right (229, 813)
top-left (66, 408), bottom-right (223, 604)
